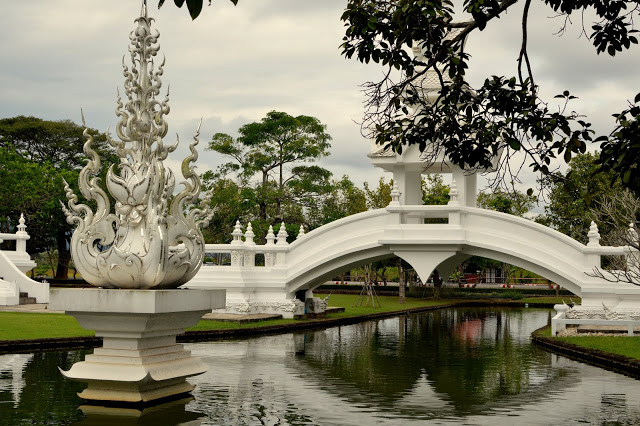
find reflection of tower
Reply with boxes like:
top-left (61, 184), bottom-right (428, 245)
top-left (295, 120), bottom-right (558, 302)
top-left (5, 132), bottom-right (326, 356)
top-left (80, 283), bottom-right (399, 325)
top-left (0, 354), bottom-right (33, 407)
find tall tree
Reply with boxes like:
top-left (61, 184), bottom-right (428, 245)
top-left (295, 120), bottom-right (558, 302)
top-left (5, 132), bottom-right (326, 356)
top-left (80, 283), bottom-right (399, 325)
top-left (537, 152), bottom-right (621, 244)
top-left (208, 111), bottom-right (332, 222)
top-left (310, 175), bottom-right (368, 228)
top-left (422, 174), bottom-right (450, 206)
top-left (364, 177), bottom-right (393, 209)
top-left (0, 116), bottom-right (114, 279)
top-left (0, 116), bottom-right (112, 170)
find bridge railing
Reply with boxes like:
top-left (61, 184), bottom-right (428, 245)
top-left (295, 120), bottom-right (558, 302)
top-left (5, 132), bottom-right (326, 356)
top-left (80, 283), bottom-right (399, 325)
top-left (0, 214), bottom-right (37, 273)
top-left (385, 204), bottom-right (462, 224)
top-left (204, 243), bottom-right (288, 268)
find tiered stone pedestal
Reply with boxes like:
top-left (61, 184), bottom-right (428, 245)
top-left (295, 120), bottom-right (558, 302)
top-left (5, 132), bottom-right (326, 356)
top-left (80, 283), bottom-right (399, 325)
top-left (49, 288), bottom-right (225, 404)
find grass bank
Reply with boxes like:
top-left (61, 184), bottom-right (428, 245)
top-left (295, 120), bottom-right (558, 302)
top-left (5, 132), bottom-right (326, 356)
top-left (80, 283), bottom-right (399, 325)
top-left (1, 294), bottom-right (610, 360)
top-left (0, 294), bottom-right (454, 342)
top-left (534, 326), bottom-right (640, 361)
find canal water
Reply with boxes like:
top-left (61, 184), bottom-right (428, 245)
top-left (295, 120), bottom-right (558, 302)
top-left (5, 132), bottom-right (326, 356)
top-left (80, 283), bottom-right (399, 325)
top-left (1, 307), bottom-right (640, 425)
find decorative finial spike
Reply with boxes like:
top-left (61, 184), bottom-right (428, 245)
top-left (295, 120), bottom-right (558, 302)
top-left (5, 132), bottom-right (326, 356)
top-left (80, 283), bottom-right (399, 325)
top-left (17, 213), bottom-right (26, 233)
top-left (277, 222), bottom-right (289, 245)
top-left (266, 225), bottom-right (276, 245)
top-left (587, 221), bottom-right (601, 247)
top-left (389, 182), bottom-right (401, 206)
top-left (448, 179), bottom-right (459, 205)
top-left (244, 222), bottom-right (255, 246)
top-left (628, 222), bottom-right (638, 244)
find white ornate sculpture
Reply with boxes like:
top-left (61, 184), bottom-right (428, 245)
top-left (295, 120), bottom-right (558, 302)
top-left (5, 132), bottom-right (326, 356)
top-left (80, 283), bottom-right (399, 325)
top-left (61, 4), bottom-right (213, 289)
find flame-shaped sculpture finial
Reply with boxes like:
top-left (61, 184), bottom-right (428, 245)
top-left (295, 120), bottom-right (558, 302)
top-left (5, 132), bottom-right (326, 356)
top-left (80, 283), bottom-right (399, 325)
top-left (62, 6), bottom-right (212, 289)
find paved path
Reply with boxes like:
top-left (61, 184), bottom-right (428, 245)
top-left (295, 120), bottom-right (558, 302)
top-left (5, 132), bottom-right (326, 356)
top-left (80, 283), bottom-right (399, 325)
top-left (0, 304), bottom-right (283, 322)
top-left (0, 304), bottom-right (63, 314)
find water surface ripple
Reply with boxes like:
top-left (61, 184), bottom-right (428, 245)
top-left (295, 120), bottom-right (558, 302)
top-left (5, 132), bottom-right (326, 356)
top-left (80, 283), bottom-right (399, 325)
top-left (1, 307), bottom-right (640, 425)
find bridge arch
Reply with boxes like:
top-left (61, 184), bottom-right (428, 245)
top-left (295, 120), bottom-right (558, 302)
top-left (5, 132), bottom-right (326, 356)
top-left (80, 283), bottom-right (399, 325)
top-left (284, 206), bottom-right (626, 301)
top-left (190, 204), bottom-right (637, 317)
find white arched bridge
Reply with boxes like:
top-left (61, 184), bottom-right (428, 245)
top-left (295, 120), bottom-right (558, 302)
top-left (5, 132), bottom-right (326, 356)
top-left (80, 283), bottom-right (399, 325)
top-left (186, 195), bottom-right (640, 318)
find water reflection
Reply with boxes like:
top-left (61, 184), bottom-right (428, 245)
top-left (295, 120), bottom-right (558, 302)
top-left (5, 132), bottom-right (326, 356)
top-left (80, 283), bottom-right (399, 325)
top-left (75, 397), bottom-right (206, 426)
top-left (1, 308), bottom-right (640, 425)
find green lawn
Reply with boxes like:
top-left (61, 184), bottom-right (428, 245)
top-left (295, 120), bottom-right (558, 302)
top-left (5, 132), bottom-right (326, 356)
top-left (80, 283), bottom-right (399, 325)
top-left (0, 312), bottom-right (95, 341)
top-left (0, 294), bottom-right (453, 341)
top-left (0, 294), bottom-right (575, 342)
top-left (537, 327), bottom-right (640, 360)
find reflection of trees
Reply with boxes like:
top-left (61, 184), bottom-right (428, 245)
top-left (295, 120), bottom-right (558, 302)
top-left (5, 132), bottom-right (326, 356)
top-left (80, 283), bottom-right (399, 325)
top-left (291, 308), bottom-right (570, 416)
top-left (0, 350), bottom-right (87, 424)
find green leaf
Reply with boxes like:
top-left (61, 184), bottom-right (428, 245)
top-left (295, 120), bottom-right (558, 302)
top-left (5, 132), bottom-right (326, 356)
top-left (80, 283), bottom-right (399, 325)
top-left (186, 0), bottom-right (203, 19)
top-left (507, 139), bottom-right (520, 150)
top-left (174, 0), bottom-right (186, 7)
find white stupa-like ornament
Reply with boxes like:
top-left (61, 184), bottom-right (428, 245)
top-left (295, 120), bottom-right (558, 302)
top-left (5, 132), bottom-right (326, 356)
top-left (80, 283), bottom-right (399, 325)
top-left (61, 3), bottom-right (213, 289)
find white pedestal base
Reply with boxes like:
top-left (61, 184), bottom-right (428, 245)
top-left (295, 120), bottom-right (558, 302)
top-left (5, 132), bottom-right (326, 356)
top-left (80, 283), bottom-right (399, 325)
top-left (49, 288), bottom-right (225, 404)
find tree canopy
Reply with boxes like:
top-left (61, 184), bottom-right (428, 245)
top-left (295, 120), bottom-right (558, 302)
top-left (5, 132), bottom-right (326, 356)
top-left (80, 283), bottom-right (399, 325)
top-left (207, 110), bottom-right (332, 223)
top-left (537, 152), bottom-right (622, 244)
top-left (0, 116), bottom-right (112, 170)
top-left (165, 0), bottom-right (639, 198)
top-left (339, 0), bottom-right (640, 196)
top-left (0, 116), bottom-right (114, 279)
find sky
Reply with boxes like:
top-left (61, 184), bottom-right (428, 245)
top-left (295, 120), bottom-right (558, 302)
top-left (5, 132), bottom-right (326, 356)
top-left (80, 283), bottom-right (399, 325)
top-left (1, 0), bottom-right (639, 202)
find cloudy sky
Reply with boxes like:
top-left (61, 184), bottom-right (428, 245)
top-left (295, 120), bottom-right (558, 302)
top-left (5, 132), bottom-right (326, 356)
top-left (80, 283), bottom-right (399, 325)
top-left (1, 0), bottom-right (638, 198)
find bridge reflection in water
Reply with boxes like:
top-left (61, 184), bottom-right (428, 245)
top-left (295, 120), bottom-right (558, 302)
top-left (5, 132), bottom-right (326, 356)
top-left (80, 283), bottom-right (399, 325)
top-left (2, 308), bottom-right (640, 425)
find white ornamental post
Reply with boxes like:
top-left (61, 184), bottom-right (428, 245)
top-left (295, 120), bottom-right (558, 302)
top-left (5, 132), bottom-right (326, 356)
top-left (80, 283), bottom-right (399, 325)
top-left (276, 222), bottom-right (289, 245)
top-left (297, 224), bottom-right (305, 239)
top-left (231, 220), bottom-right (245, 267)
top-left (276, 222), bottom-right (288, 266)
top-left (264, 225), bottom-right (276, 267)
top-left (244, 223), bottom-right (256, 267)
top-left (587, 221), bottom-right (601, 247)
top-left (15, 214), bottom-right (29, 253)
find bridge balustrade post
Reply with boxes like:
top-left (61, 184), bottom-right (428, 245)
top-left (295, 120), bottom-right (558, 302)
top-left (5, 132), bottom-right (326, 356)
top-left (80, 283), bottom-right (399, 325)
top-left (447, 180), bottom-right (461, 226)
top-left (264, 225), bottom-right (276, 267)
top-left (586, 222), bottom-right (602, 269)
top-left (230, 220), bottom-right (245, 267)
top-left (626, 223), bottom-right (640, 277)
top-left (243, 223), bottom-right (256, 268)
top-left (275, 222), bottom-right (288, 266)
top-left (15, 214), bottom-right (30, 254)
top-left (387, 183), bottom-right (405, 224)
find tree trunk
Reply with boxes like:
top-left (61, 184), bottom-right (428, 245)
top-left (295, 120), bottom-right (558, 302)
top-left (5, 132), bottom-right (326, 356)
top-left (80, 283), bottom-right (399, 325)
top-left (259, 202), bottom-right (267, 221)
top-left (398, 259), bottom-right (405, 304)
top-left (260, 171), bottom-right (269, 220)
top-left (55, 228), bottom-right (70, 279)
top-left (433, 269), bottom-right (443, 300)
